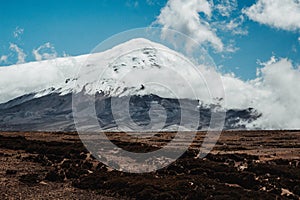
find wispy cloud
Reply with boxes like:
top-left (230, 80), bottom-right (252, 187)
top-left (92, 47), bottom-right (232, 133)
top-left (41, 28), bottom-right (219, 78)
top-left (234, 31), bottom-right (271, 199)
top-left (9, 43), bottom-right (26, 64)
top-left (0, 55), bottom-right (8, 64)
top-left (32, 42), bottom-right (58, 61)
top-left (243, 0), bottom-right (300, 31)
top-left (146, 0), bottom-right (165, 6)
top-left (215, 0), bottom-right (238, 17)
top-left (13, 26), bottom-right (24, 38)
top-left (146, 0), bottom-right (156, 5)
top-left (224, 40), bottom-right (239, 53)
top-left (214, 15), bottom-right (248, 36)
top-left (126, 0), bottom-right (139, 8)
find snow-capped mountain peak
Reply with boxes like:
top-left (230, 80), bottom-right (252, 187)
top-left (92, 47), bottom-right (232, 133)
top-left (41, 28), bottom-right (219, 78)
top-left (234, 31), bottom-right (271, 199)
top-left (0, 38), bottom-right (210, 104)
top-left (71, 38), bottom-right (216, 102)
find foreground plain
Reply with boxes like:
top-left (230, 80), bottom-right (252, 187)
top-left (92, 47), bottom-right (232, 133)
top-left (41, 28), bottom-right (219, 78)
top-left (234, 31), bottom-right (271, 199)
top-left (0, 130), bottom-right (299, 199)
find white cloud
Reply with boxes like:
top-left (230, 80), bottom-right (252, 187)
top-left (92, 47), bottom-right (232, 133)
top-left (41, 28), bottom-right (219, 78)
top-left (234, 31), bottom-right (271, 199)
top-left (243, 0), bottom-right (300, 31)
top-left (215, 0), bottom-right (238, 17)
top-left (215, 15), bottom-right (248, 35)
top-left (155, 0), bottom-right (224, 51)
top-left (9, 43), bottom-right (26, 64)
top-left (251, 58), bottom-right (300, 129)
top-left (13, 26), bottom-right (24, 38)
top-left (0, 55), bottom-right (8, 63)
top-left (0, 56), bottom-right (81, 104)
top-left (221, 56), bottom-right (300, 129)
top-left (224, 40), bottom-right (239, 52)
top-left (32, 42), bottom-right (58, 61)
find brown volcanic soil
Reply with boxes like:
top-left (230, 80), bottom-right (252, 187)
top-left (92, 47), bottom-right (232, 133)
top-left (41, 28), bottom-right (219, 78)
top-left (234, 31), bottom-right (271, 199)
top-left (0, 130), bottom-right (299, 200)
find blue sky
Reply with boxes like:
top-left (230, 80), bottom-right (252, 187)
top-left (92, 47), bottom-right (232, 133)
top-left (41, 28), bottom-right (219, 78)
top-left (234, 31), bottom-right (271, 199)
top-left (0, 0), bottom-right (164, 57)
top-left (0, 0), bottom-right (300, 80)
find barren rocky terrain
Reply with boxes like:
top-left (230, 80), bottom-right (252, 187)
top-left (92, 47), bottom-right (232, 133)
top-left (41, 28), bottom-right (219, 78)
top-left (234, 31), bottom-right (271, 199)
top-left (0, 130), bottom-right (299, 199)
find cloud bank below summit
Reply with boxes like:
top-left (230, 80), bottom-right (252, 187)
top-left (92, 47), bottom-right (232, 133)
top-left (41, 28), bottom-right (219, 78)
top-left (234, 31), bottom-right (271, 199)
top-left (222, 57), bottom-right (300, 129)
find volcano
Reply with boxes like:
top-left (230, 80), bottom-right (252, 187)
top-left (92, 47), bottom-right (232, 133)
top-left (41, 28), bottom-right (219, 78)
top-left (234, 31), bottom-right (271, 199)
top-left (0, 38), bottom-right (261, 132)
